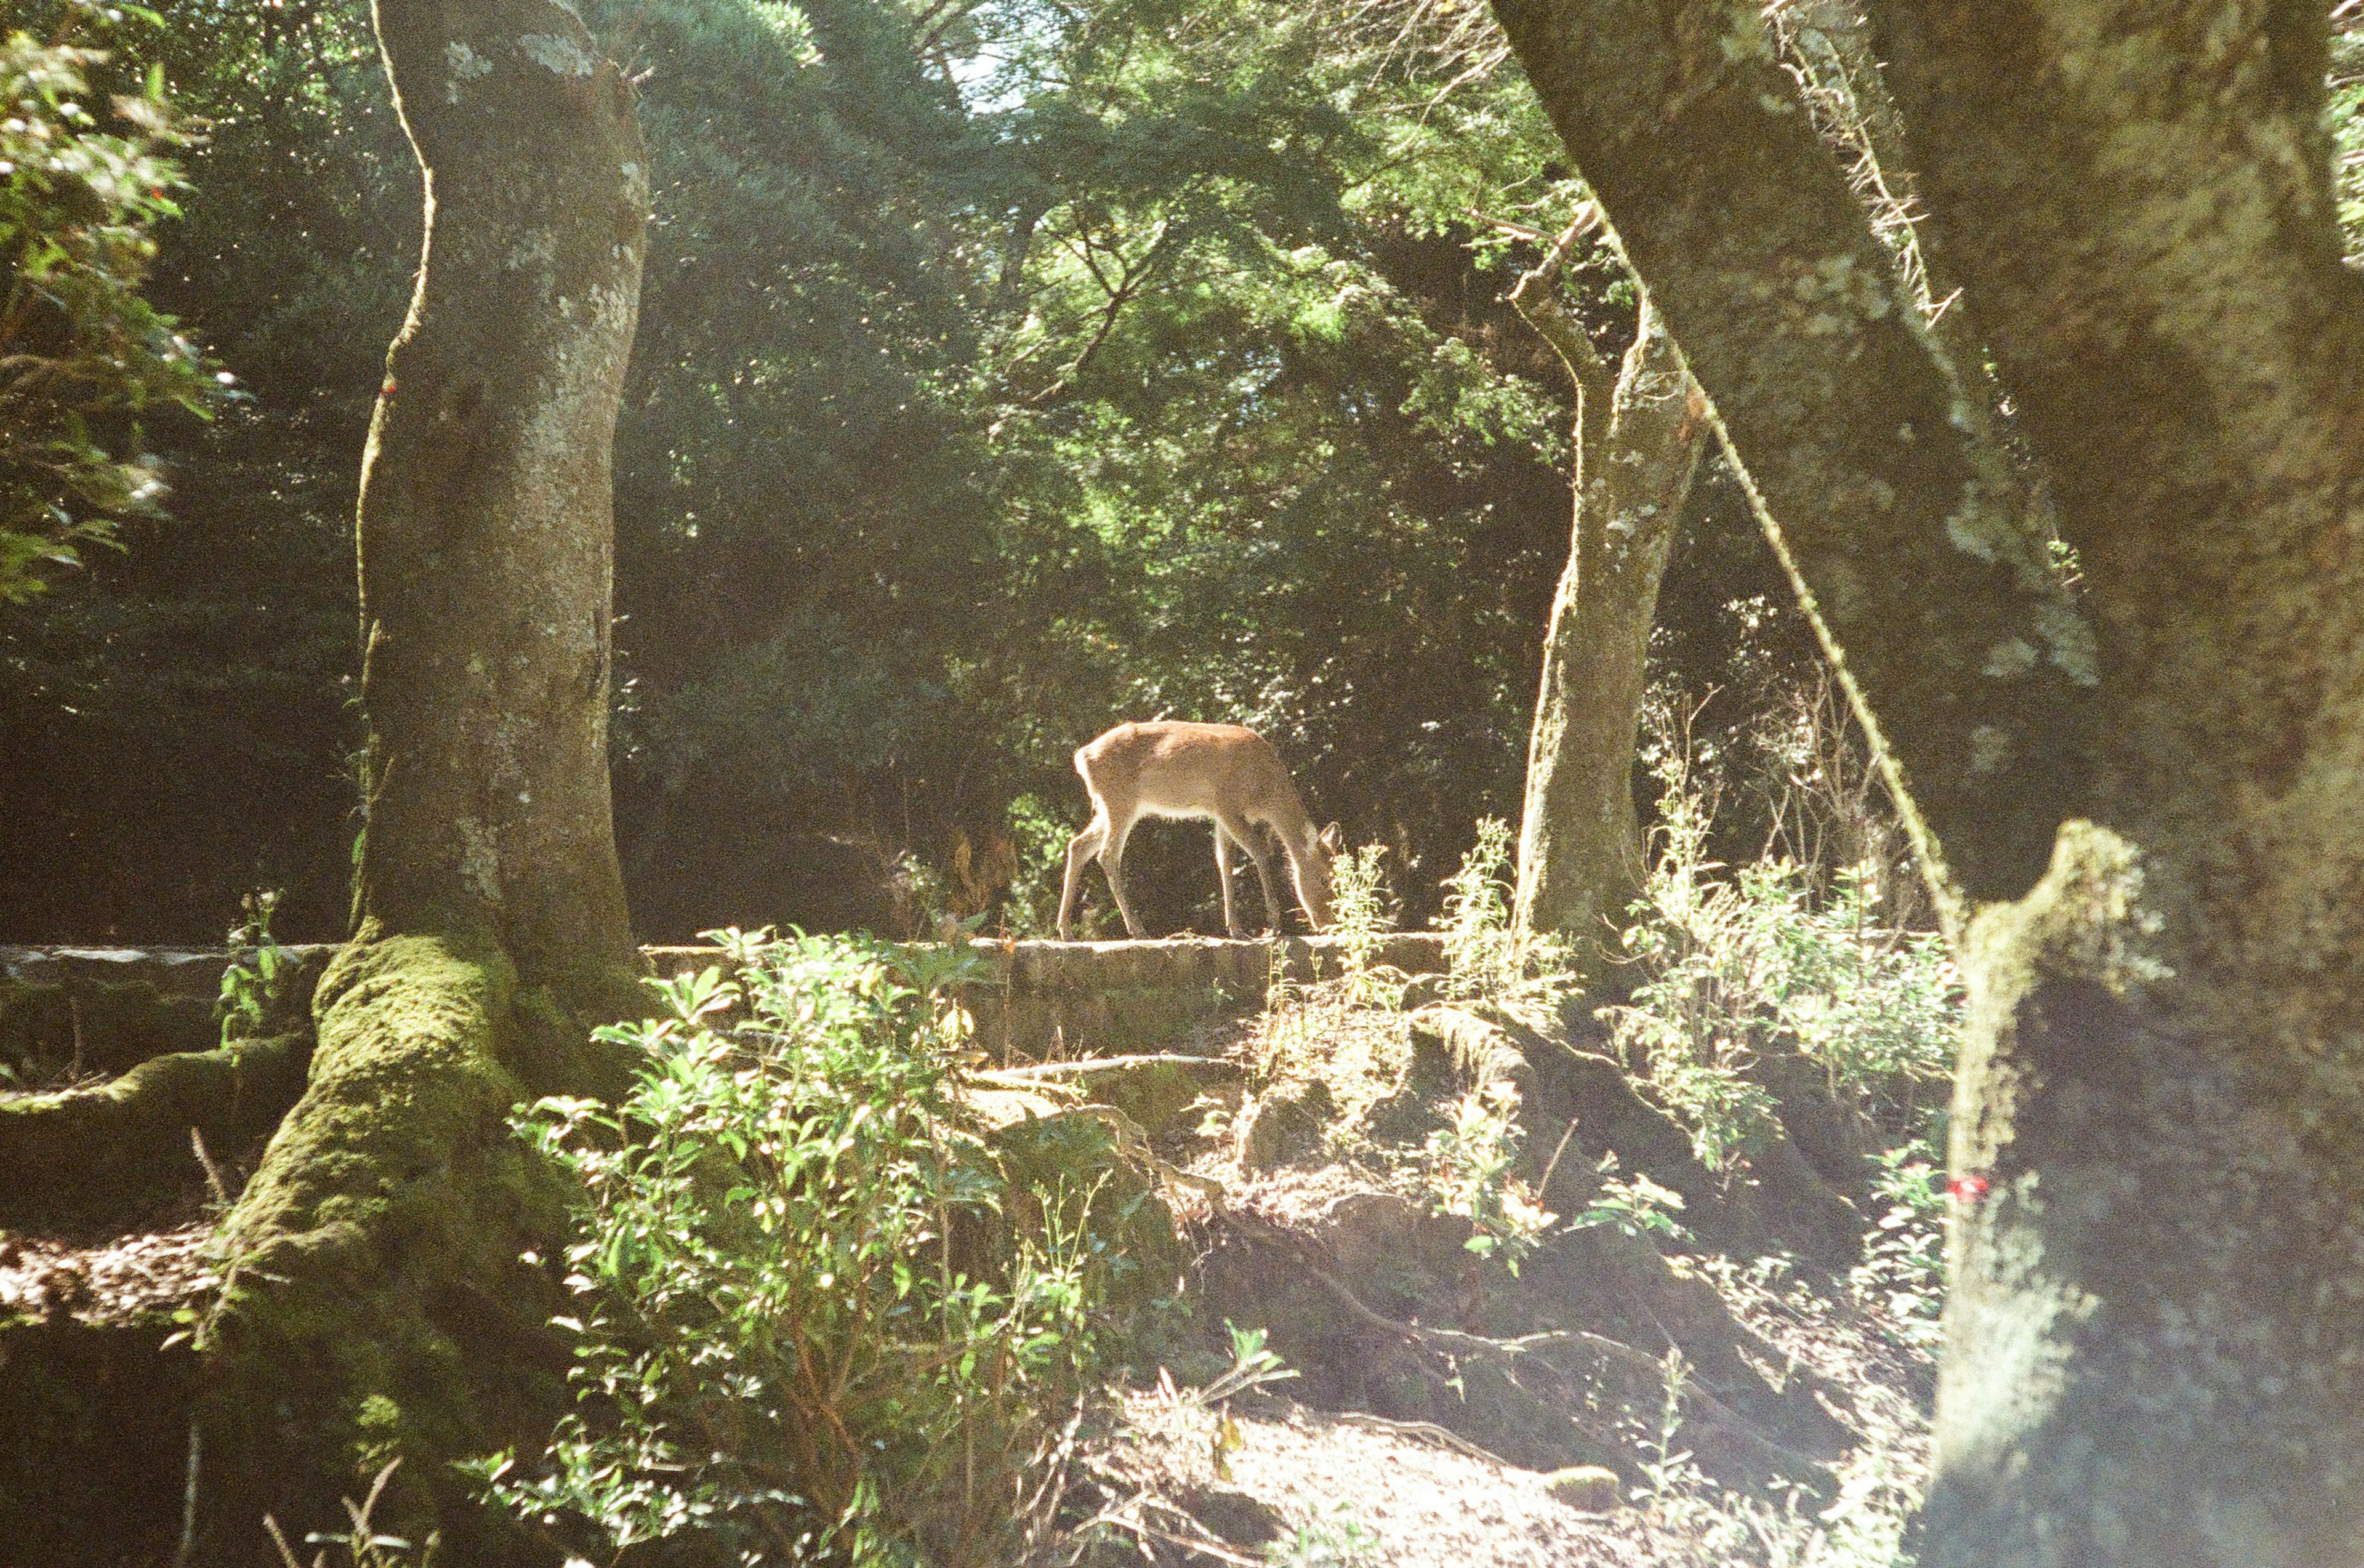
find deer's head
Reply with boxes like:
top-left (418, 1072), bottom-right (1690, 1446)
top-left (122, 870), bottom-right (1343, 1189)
top-left (1299, 821), bottom-right (1345, 931)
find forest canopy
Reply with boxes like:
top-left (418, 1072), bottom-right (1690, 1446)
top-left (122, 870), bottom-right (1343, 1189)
top-left (0, 0), bottom-right (1814, 944)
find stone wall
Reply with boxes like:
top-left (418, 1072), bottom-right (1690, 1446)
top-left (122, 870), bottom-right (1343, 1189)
top-left (650, 933), bottom-right (1450, 1059)
top-left (3, 935), bottom-right (1450, 1073)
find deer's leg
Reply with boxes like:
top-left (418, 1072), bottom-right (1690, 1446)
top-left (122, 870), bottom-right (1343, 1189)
top-left (1101, 819), bottom-right (1148, 938)
top-left (1058, 818), bottom-right (1107, 940)
top-left (1223, 813), bottom-right (1287, 935)
top-left (1213, 826), bottom-right (1245, 938)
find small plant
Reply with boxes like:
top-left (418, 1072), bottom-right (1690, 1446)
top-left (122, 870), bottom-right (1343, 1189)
top-left (484, 930), bottom-right (1156, 1567)
top-left (1266, 1501), bottom-right (1380, 1567)
top-left (1569, 1155), bottom-right (1688, 1242)
top-left (264, 1460), bottom-right (435, 1568)
top-left (217, 888), bottom-right (292, 1042)
top-left (1607, 701), bottom-right (1962, 1175)
top-left (1849, 1144), bottom-right (1947, 1350)
top-left (1437, 818), bottom-right (1575, 1014)
top-left (1419, 1079), bottom-right (1554, 1273)
top-left (1325, 841), bottom-right (1392, 1003)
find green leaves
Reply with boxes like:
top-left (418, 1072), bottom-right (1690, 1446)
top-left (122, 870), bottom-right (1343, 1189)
top-left (497, 931), bottom-right (1142, 1565)
top-left (0, 7), bottom-right (219, 603)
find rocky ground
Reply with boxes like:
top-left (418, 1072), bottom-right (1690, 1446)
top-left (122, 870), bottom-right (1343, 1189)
top-left (1051, 980), bottom-right (1937, 1567)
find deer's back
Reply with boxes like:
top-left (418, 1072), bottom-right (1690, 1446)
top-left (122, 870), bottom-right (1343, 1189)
top-left (1075, 721), bottom-right (1300, 821)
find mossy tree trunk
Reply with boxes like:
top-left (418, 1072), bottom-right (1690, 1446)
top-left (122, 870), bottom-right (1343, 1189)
top-left (195, 2), bottom-right (648, 1560)
top-left (1509, 229), bottom-right (1710, 956)
top-left (1490, 0), bottom-right (2364, 1561)
top-left (1490, 0), bottom-right (2096, 922)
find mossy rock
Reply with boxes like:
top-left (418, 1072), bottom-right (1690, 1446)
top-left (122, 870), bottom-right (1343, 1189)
top-left (1236, 1080), bottom-right (1336, 1172)
top-left (1088, 1058), bottom-right (1235, 1141)
top-left (1542, 1465), bottom-right (1625, 1512)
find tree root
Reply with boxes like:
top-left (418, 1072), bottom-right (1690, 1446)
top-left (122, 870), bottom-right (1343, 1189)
top-left (1410, 1005), bottom-right (1862, 1267)
top-left (0, 1032), bottom-right (311, 1226)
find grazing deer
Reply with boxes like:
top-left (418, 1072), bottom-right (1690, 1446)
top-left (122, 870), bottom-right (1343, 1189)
top-left (1057, 720), bottom-right (1342, 941)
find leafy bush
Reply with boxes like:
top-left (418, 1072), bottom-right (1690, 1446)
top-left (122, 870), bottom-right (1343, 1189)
top-left (1325, 842), bottom-right (1392, 1001)
top-left (1606, 731), bottom-right (1960, 1174)
top-left (1418, 1079), bottom-right (1554, 1272)
top-left (1436, 816), bottom-right (1576, 1014)
top-left (1848, 1144), bottom-right (1947, 1350)
top-left (0, 6), bottom-right (219, 601)
top-left (486, 932), bottom-right (1168, 1567)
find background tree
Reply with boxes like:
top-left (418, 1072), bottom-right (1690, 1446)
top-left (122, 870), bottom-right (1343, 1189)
top-left (1503, 212), bottom-right (1709, 955)
top-left (0, 0), bottom-right (1820, 948)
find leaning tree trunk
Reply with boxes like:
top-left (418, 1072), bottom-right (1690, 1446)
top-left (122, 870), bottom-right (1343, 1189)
top-left (1489, 0), bottom-right (2094, 925)
top-left (1510, 258), bottom-right (1709, 956)
top-left (194, 3), bottom-right (648, 1560)
top-left (1489, 0), bottom-right (2364, 1562)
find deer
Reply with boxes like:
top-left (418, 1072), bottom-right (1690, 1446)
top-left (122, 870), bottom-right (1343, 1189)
top-left (1056, 720), bottom-right (1343, 941)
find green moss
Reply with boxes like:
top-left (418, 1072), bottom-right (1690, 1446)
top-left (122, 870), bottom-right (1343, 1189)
top-left (195, 930), bottom-right (583, 1565)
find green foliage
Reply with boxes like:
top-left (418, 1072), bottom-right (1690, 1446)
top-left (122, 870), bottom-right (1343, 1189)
top-left (999, 792), bottom-right (1078, 936)
top-left (1436, 816), bottom-right (1575, 1013)
top-left (1264, 1502), bottom-right (1380, 1567)
top-left (1605, 739), bottom-right (1961, 1175)
top-left (1417, 1077), bottom-right (1553, 1272)
top-left (1848, 1144), bottom-right (1947, 1351)
top-left (215, 886), bottom-right (289, 1041)
top-left (0, 4), bottom-right (217, 602)
top-left (487, 931), bottom-right (1156, 1566)
top-left (1569, 1155), bottom-right (1687, 1242)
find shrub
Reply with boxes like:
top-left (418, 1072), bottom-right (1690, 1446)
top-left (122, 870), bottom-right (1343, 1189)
top-left (486, 932), bottom-right (1166, 1567)
top-left (1848, 1144), bottom-right (1947, 1350)
top-left (1435, 816), bottom-right (1576, 1015)
top-left (1606, 713), bottom-right (1961, 1173)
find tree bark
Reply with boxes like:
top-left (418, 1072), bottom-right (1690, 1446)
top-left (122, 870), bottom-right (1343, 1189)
top-left (195, 3), bottom-right (648, 1559)
top-left (1860, 7), bottom-right (2364, 1563)
top-left (1488, 0), bottom-right (2099, 920)
top-left (1511, 278), bottom-right (1709, 955)
top-left (1490, 0), bottom-right (2364, 1561)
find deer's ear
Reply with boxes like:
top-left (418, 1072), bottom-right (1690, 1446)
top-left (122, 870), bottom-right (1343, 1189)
top-left (1319, 822), bottom-right (1343, 853)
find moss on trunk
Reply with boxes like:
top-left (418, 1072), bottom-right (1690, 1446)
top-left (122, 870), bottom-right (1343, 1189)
top-left (195, 936), bottom-right (591, 1561)
top-left (188, 2), bottom-right (651, 1559)
top-left (1494, 0), bottom-right (2364, 1557)
top-left (1488, 0), bottom-right (2098, 916)
top-left (1859, 6), bottom-right (2364, 1562)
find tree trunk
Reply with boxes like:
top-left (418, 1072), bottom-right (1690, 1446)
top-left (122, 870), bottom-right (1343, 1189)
top-left (1511, 279), bottom-right (1708, 954)
top-left (195, 3), bottom-right (648, 1559)
top-left (1488, 0), bottom-right (2097, 922)
top-left (1490, 0), bottom-right (2364, 1561)
top-left (1863, 7), bottom-right (2364, 1563)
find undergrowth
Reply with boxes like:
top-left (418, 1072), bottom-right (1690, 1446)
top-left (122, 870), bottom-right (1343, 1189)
top-left (483, 930), bottom-right (1164, 1567)
top-left (1607, 704), bottom-right (1960, 1179)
